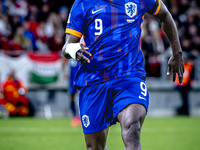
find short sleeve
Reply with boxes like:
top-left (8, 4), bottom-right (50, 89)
top-left (145, 0), bottom-right (161, 16)
top-left (65, 0), bottom-right (84, 38)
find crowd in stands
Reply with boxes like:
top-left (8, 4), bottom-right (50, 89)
top-left (142, 0), bottom-right (200, 76)
top-left (0, 0), bottom-right (74, 55)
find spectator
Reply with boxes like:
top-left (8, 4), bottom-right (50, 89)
top-left (45, 12), bottom-right (63, 38)
top-left (39, 3), bottom-right (50, 22)
top-left (9, 26), bottom-right (24, 55)
top-left (26, 13), bottom-right (39, 37)
top-left (23, 21), bottom-right (37, 50)
top-left (2, 70), bottom-right (35, 116)
top-left (2, 0), bottom-right (16, 15)
top-left (35, 21), bottom-right (49, 52)
top-left (48, 29), bottom-right (64, 52)
top-left (1, 26), bottom-right (24, 57)
top-left (0, 15), bottom-right (11, 37)
top-left (178, 0), bottom-right (190, 14)
top-left (141, 16), bottom-right (163, 77)
top-left (10, 0), bottom-right (28, 18)
top-left (191, 36), bottom-right (200, 56)
top-left (58, 6), bottom-right (69, 31)
top-left (10, 15), bottom-right (22, 36)
top-left (148, 18), bottom-right (165, 53)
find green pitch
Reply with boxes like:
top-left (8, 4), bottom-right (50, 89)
top-left (0, 117), bottom-right (199, 150)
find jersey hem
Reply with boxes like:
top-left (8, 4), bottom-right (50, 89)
top-left (74, 71), bottom-right (146, 90)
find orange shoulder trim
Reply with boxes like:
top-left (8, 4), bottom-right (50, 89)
top-left (153, 0), bottom-right (161, 16)
top-left (65, 29), bottom-right (82, 38)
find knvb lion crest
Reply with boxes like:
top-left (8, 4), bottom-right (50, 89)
top-left (125, 2), bottom-right (137, 18)
top-left (82, 115), bottom-right (90, 128)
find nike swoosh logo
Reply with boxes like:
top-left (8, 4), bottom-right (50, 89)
top-left (139, 95), bottom-right (146, 100)
top-left (92, 8), bottom-right (103, 14)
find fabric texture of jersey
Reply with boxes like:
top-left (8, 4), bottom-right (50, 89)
top-left (66, 0), bottom-right (161, 89)
top-left (79, 76), bottom-right (149, 134)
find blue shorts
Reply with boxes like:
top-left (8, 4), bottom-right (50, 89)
top-left (79, 76), bottom-right (149, 134)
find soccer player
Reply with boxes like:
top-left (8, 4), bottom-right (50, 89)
top-left (62, 0), bottom-right (184, 149)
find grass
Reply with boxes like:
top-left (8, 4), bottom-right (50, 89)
top-left (0, 117), bottom-right (199, 150)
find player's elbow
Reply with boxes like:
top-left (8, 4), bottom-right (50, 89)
top-left (155, 1), bottom-right (172, 24)
top-left (161, 11), bottom-right (172, 24)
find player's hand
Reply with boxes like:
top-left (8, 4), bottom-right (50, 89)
top-left (167, 52), bottom-right (184, 84)
top-left (76, 44), bottom-right (92, 63)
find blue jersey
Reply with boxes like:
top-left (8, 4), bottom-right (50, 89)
top-left (66, 0), bottom-right (161, 89)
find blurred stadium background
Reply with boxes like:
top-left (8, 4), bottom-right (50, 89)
top-left (0, 0), bottom-right (200, 149)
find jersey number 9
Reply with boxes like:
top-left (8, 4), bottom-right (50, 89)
top-left (95, 19), bottom-right (103, 35)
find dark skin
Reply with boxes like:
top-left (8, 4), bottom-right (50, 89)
top-left (62, 1), bottom-right (184, 150)
top-left (155, 1), bottom-right (184, 83)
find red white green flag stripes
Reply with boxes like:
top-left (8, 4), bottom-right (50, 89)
top-left (28, 52), bottom-right (60, 84)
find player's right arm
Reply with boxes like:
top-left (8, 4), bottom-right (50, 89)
top-left (62, 34), bottom-right (92, 63)
top-left (62, 0), bottom-right (92, 63)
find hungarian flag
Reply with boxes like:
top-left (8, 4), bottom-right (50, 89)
top-left (28, 52), bottom-right (61, 84)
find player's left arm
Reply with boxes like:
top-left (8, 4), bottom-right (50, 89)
top-left (151, 1), bottom-right (184, 84)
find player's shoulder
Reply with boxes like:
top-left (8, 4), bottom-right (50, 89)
top-left (72, 0), bottom-right (84, 7)
top-left (73, 0), bottom-right (82, 5)
top-left (73, 0), bottom-right (93, 9)
top-left (74, 0), bottom-right (93, 4)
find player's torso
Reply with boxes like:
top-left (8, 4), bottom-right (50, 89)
top-left (73, 0), bottom-right (147, 87)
